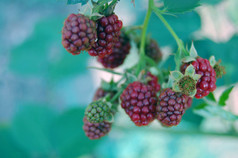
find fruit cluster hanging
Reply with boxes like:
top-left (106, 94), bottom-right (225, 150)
top-left (61, 0), bottom-right (226, 140)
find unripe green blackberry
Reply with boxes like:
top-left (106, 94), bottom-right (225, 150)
top-left (85, 100), bottom-right (112, 123)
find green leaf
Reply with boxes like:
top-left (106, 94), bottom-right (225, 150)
top-left (193, 104), bottom-right (238, 121)
top-left (206, 92), bottom-right (216, 102)
top-left (172, 82), bottom-right (181, 92)
top-left (193, 74), bottom-right (201, 81)
top-left (170, 71), bottom-right (183, 80)
top-left (67, 0), bottom-right (89, 5)
top-left (145, 56), bottom-right (157, 66)
top-left (50, 107), bottom-right (101, 158)
top-left (209, 56), bottom-right (216, 67)
top-left (11, 105), bottom-right (57, 155)
top-left (194, 102), bottom-right (208, 110)
top-left (190, 89), bottom-right (197, 97)
top-left (163, 0), bottom-right (200, 13)
top-left (0, 125), bottom-right (29, 158)
top-left (182, 56), bottom-right (196, 63)
top-left (218, 86), bottom-right (234, 106)
top-left (101, 80), bottom-right (111, 91)
top-left (189, 42), bottom-right (198, 58)
top-left (185, 65), bottom-right (195, 77)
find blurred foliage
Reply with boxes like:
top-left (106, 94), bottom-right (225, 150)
top-left (50, 107), bottom-right (101, 158)
top-left (1, 0), bottom-right (238, 157)
top-left (11, 105), bottom-right (57, 155)
top-left (201, 0), bottom-right (223, 5)
top-left (147, 12), bottom-right (201, 47)
top-left (162, 0), bottom-right (200, 13)
top-left (9, 16), bottom-right (89, 82)
top-left (1, 105), bottom-right (102, 158)
top-left (0, 126), bottom-right (29, 158)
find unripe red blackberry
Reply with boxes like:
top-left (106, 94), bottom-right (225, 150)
top-left (93, 88), bottom-right (118, 104)
top-left (120, 81), bottom-right (157, 126)
top-left (156, 88), bottom-right (188, 127)
top-left (83, 116), bottom-right (111, 140)
top-left (62, 14), bottom-right (97, 55)
top-left (88, 14), bottom-right (123, 57)
top-left (145, 39), bottom-right (162, 63)
top-left (146, 72), bottom-right (161, 92)
top-left (181, 57), bottom-right (217, 99)
top-left (93, 88), bottom-right (108, 101)
top-left (97, 32), bottom-right (131, 68)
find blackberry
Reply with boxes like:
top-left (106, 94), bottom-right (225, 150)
top-left (93, 88), bottom-right (118, 104)
top-left (120, 81), bottom-right (157, 126)
top-left (181, 57), bottom-right (217, 99)
top-left (62, 14), bottom-right (97, 55)
top-left (88, 14), bottom-right (123, 57)
top-left (83, 116), bottom-right (111, 140)
top-left (146, 72), bottom-right (161, 92)
top-left (97, 32), bottom-right (131, 68)
top-left (156, 88), bottom-right (188, 127)
top-left (145, 39), bottom-right (162, 63)
top-left (93, 88), bottom-right (109, 101)
top-left (85, 100), bottom-right (112, 123)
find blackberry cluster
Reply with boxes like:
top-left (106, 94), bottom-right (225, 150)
top-left (62, 14), bottom-right (97, 55)
top-left (85, 100), bottom-right (111, 123)
top-left (146, 72), bottom-right (161, 92)
top-left (120, 81), bottom-right (157, 126)
top-left (145, 39), bottom-right (162, 63)
top-left (97, 33), bottom-right (131, 68)
top-left (83, 116), bottom-right (111, 140)
top-left (181, 57), bottom-right (217, 99)
top-left (156, 88), bottom-right (188, 127)
top-left (88, 14), bottom-right (123, 57)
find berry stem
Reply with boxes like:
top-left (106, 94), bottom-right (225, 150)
top-left (152, 7), bottom-right (184, 50)
top-left (124, 25), bottom-right (143, 35)
top-left (110, 89), bottom-right (124, 103)
top-left (87, 66), bottom-right (124, 75)
top-left (136, 0), bottom-right (154, 75)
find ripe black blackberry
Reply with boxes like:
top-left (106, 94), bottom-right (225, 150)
top-left (97, 32), bottom-right (131, 68)
top-left (181, 57), bottom-right (217, 99)
top-left (83, 116), bottom-right (111, 140)
top-left (145, 39), bottom-right (162, 63)
top-left (62, 14), bottom-right (97, 55)
top-left (88, 14), bottom-right (123, 57)
top-left (156, 88), bottom-right (188, 127)
top-left (120, 81), bottom-right (157, 126)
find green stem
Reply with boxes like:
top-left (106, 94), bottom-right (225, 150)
top-left (136, 0), bottom-right (154, 75)
top-left (87, 66), bottom-right (123, 76)
top-left (125, 25), bottom-right (143, 35)
top-left (110, 89), bottom-right (124, 103)
top-left (139, 0), bottom-right (153, 56)
top-left (152, 7), bottom-right (184, 50)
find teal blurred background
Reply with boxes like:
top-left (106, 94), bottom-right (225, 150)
top-left (1, 0), bottom-right (238, 158)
